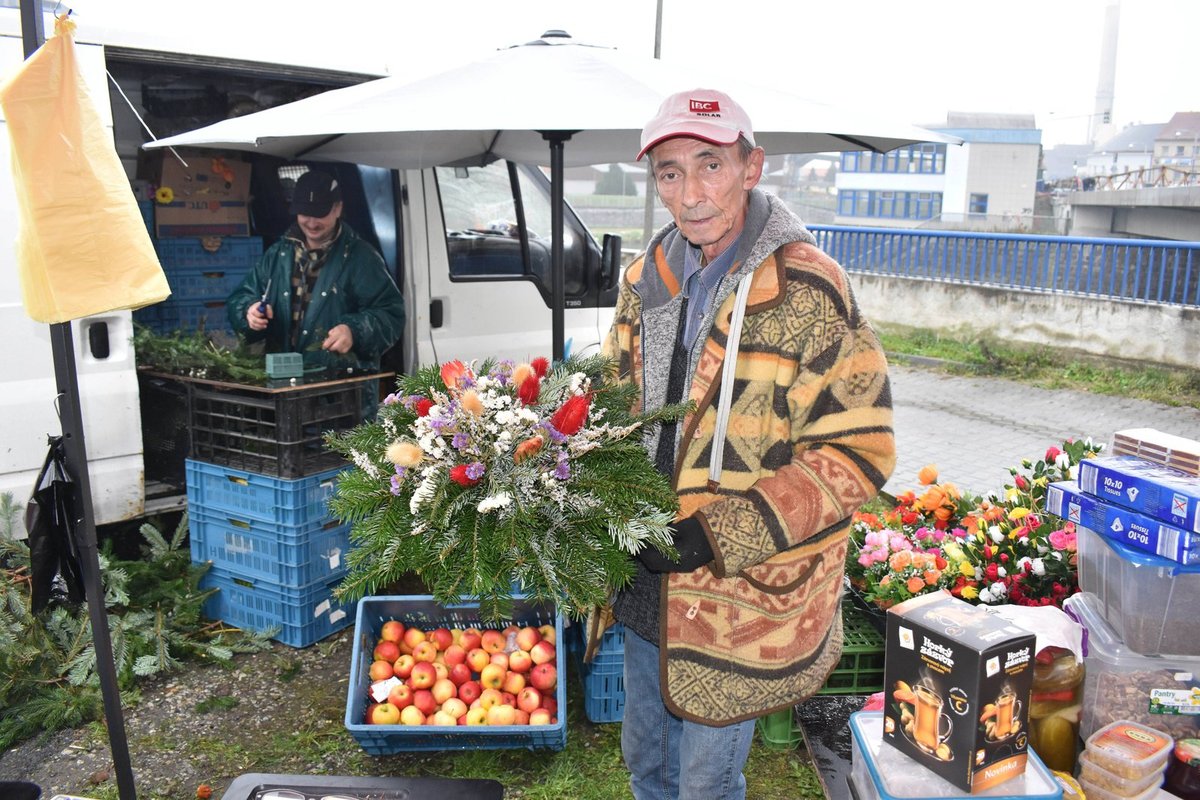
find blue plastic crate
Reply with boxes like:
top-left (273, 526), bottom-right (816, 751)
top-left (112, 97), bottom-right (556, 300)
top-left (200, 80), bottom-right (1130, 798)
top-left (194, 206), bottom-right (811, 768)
top-left (188, 507), bottom-right (351, 586)
top-left (138, 298), bottom-right (232, 336)
top-left (185, 459), bottom-right (347, 526)
top-left (576, 622), bottom-right (625, 723)
top-left (163, 264), bottom-right (252, 301)
top-left (155, 236), bottom-right (263, 269)
top-left (345, 595), bottom-right (567, 754)
top-left (200, 567), bottom-right (354, 648)
top-left (138, 199), bottom-right (153, 233)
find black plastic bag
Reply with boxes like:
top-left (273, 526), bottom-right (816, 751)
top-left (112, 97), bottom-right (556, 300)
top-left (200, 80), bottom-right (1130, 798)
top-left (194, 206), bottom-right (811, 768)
top-left (25, 436), bottom-right (86, 612)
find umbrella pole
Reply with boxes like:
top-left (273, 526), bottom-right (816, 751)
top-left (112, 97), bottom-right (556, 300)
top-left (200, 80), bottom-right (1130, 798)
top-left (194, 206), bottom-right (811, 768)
top-left (50, 324), bottom-right (139, 800)
top-left (542, 131), bottom-right (575, 362)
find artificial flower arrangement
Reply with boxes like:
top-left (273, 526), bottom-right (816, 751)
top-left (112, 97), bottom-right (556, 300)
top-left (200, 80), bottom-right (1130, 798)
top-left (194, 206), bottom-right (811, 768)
top-left (846, 438), bottom-right (1104, 610)
top-left (326, 354), bottom-right (689, 622)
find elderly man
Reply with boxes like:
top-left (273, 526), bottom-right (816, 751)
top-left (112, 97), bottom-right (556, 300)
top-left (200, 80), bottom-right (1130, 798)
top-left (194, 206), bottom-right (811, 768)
top-left (602, 88), bottom-right (896, 799)
top-left (228, 169), bottom-right (404, 375)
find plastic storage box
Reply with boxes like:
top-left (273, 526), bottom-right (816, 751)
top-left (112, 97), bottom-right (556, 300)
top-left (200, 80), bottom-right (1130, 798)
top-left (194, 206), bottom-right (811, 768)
top-left (849, 711), bottom-right (1062, 800)
top-left (1074, 521), bottom-right (1200, 656)
top-left (185, 459), bottom-right (347, 526)
top-left (188, 508), bottom-right (351, 586)
top-left (575, 621), bottom-right (624, 723)
top-left (155, 235), bottom-right (263, 270)
top-left (200, 567), bottom-right (354, 648)
top-left (344, 595), bottom-right (567, 754)
top-left (1077, 747), bottom-right (1166, 796)
top-left (820, 599), bottom-right (886, 695)
top-left (1062, 592), bottom-right (1200, 742)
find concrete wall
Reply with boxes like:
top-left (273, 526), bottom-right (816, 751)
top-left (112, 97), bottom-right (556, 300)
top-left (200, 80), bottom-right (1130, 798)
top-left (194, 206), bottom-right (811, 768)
top-left (849, 273), bottom-right (1200, 369)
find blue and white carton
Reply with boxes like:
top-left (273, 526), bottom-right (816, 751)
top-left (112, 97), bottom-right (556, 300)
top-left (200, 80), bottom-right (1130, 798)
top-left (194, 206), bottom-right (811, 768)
top-left (1046, 480), bottom-right (1200, 565)
top-left (1078, 455), bottom-right (1200, 533)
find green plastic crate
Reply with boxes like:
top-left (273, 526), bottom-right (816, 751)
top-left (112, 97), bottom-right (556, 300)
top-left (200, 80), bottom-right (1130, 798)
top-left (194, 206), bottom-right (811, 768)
top-left (756, 708), bottom-right (803, 750)
top-left (816, 599), bottom-right (885, 695)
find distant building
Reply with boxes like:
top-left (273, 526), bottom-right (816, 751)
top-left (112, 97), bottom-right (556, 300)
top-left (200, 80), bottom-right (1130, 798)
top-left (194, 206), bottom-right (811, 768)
top-left (1082, 123), bottom-right (1160, 177)
top-left (833, 111), bottom-right (1041, 230)
top-left (1153, 111), bottom-right (1200, 170)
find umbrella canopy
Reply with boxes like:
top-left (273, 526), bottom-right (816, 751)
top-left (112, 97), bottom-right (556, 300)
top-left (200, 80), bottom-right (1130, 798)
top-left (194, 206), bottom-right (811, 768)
top-left (148, 31), bottom-right (961, 359)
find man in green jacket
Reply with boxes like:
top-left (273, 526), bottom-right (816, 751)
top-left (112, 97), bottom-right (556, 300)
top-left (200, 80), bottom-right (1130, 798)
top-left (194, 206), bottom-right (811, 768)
top-left (228, 170), bottom-right (405, 375)
top-left (604, 89), bottom-right (895, 800)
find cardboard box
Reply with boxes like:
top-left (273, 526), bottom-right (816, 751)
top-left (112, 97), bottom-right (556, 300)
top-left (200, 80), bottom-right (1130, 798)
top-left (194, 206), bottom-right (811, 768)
top-left (152, 151), bottom-right (252, 237)
top-left (1111, 428), bottom-right (1200, 477)
top-left (1079, 455), bottom-right (1200, 534)
top-left (1046, 480), bottom-right (1200, 565)
top-left (882, 591), bottom-right (1036, 793)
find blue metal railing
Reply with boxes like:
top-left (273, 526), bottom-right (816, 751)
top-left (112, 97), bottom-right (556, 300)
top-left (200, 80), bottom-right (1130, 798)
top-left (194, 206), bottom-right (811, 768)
top-left (808, 225), bottom-right (1200, 307)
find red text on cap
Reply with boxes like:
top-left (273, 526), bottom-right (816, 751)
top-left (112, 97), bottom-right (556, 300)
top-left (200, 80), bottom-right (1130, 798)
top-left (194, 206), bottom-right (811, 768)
top-left (690, 99), bottom-right (721, 113)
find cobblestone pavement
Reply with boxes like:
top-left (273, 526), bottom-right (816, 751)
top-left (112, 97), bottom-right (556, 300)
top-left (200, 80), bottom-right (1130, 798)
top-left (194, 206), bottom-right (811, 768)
top-left (884, 363), bottom-right (1200, 497)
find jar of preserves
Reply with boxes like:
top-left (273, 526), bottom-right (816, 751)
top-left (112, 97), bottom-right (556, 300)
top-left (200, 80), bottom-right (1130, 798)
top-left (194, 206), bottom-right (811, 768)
top-left (1027, 646), bottom-right (1085, 773)
top-left (1165, 739), bottom-right (1200, 800)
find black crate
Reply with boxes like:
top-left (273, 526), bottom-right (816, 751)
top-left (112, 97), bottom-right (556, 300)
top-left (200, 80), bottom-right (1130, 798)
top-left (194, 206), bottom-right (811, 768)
top-left (188, 382), bottom-right (359, 478)
top-left (139, 372), bottom-right (191, 489)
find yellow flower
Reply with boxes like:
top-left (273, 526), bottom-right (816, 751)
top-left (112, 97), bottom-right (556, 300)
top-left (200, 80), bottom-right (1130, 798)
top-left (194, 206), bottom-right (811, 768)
top-left (960, 585), bottom-right (979, 600)
top-left (959, 561), bottom-right (975, 577)
top-left (943, 541), bottom-right (964, 561)
top-left (386, 441), bottom-right (423, 467)
top-left (1009, 507), bottom-right (1030, 521)
top-left (155, 186), bottom-right (175, 204)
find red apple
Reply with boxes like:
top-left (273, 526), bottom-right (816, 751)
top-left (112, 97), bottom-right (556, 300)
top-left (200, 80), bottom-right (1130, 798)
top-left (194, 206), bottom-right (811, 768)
top-left (412, 688), bottom-right (438, 716)
top-left (457, 680), bottom-right (482, 705)
top-left (529, 708), bottom-right (552, 726)
top-left (480, 629), bottom-right (506, 654)
top-left (459, 630), bottom-right (482, 652)
top-left (379, 619), bottom-right (405, 643)
top-left (412, 640), bottom-right (438, 663)
top-left (515, 626), bottom-right (541, 652)
top-left (507, 650), bottom-right (533, 674)
top-left (529, 639), bottom-right (556, 665)
top-left (513, 708), bottom-right (530, 726)
top-left (369, 659), bottom-right (394, 681)
top-left (391, 654), bottom-right (415, 679)
top-left (517, 686), bottom-right (542, 714)
top-left (399, 704), bottom-right (425, 726)
top-left (373, 640), bottom-right (401, 664)
top-left (502, 671), bottom-right (526, 695)
top-left (540, 696), bottom-right (558, 717)
top-left (443, 644), bottom-right (467, 667)
top-left (402, 627), bottom-right (427, 651)
top-left (502, 624), bottom-right (520, 638)
top-left (387, 682), bottom-right (414, 710)
top-left (430, 709), bottom-right (457, 726)
top-left (410, 661), bottom-right (437, 689)
top-left (466, 648), bottom-right (491, 674)
top-left (431, 678), bottom-right (457, 705)
top-left (486, 703), bottom-right (517, 726)
top-left (433, 663), bottom-right (448, 681)
top-left (429, 627), bottom-right (454, 651)
top-left (529, 662), bottom-right (557, 691)
top-left (478, 688), bottom-right (503, 710)
top-left (447, 662), bottom-right (472, 686)
top-left (479, 662), bottom-right (506, 690)
top-left (489, 652), bottom-right (509, 670)
top-left (369, 702), bottom-right (401, 725)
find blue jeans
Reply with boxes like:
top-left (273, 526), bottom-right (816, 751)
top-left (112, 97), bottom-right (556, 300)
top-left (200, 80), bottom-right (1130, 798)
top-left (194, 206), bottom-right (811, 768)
top-left (621, 629), bottom-right (756, 800)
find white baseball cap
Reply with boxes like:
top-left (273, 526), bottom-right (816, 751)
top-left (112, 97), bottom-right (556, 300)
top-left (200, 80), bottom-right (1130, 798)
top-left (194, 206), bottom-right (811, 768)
top-left (637, 88), bottom-right (756, 161)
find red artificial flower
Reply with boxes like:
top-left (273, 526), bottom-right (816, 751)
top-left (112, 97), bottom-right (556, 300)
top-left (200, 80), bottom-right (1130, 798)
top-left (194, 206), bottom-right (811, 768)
top-left (1014, 475), bottom-right (1029, 491)
top-left (449, 464), bottom-right (480, 487)
top-left (934, 555), bottom-right (948, 570)
top-left (531, 357), bottom-right (550, 379)
top-left (415, 398), bottom-right (434, 417)
top-left (901, 510), bottom-right (919, 526)
top-left (518, 375), bottom-right (541, 405)
top-left (550, 394), bottom-right (591, 436)
top-left (440, 359), bottom-right (468, 389)
top-left (985, 563), bottom-right (1000, 581)
top-left (1045, 446), bottom-right (1062, 463)
top-left (999, 553), bottom-right (1009, 563)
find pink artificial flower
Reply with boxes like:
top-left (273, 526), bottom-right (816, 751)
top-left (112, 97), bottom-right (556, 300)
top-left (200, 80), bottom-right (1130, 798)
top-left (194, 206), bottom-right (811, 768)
top-left (1045, 446), bottom-right (1062, 463)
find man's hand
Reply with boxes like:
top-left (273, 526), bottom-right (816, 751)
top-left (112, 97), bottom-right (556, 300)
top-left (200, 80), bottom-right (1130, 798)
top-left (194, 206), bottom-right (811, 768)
top-left (637, 516), bottom-right (714, 573)
top-left (322, 323), bottom-right (354, 354)
top-left (246, 303), bottom-right (272, 331)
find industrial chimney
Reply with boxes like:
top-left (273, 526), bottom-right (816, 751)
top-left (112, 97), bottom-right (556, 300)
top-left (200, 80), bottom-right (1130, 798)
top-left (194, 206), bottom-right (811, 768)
top-left (1089, 0), bottom-right (1120, 146)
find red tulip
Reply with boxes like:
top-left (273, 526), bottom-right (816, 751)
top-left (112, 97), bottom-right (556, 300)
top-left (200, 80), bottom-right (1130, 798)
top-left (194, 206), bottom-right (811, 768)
top-left (1014, 475), bottom-right (1029, 491)
top-left (550, 394), bottom-right (590, 436)
top-left (518, 375), bottom-right (540, 405)
top-left (449, 464), bottom-right (479, 487)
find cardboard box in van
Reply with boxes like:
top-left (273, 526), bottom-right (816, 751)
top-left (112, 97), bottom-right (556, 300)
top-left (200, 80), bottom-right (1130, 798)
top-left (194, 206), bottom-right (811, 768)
top-left (152, 152), bottom-right (251, 237)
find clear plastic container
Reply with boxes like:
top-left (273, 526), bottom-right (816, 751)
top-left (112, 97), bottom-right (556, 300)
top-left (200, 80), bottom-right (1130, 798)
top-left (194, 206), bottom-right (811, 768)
top-left (1084, 719), bottom-right (1174, 781)
top-left (1075, 522), bottom-right (1200, 656)
top-left (1165, 739), bottom-right (1200, 800)
top-left (1076, 748), bottom-right (1165, 796)
top-left (1077, 776), bottom-right (1161, 800)
top-left (1062, 592), bottom-right (1200, 743)
top-left (848, 711), bottom-right (1062, 800)
top-left (1028, 647), bottom-right (1085, 773)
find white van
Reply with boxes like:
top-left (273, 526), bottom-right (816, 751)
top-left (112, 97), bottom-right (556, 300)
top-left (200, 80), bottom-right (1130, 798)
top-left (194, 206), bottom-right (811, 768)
top-left (0, 9), bottom-right (621, 527)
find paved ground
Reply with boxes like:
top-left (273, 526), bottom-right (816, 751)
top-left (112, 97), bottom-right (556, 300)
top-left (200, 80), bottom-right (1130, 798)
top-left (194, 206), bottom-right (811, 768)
top-left (883, 363), bottom-right (1200, 497)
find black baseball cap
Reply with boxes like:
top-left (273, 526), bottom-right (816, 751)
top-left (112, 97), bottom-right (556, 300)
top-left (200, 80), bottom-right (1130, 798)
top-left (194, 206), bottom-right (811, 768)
top-left (290, 171), bottom-right (342, 217)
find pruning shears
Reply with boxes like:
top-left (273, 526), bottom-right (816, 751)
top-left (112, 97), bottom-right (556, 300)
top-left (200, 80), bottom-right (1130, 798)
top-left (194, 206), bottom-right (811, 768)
top-left (257, 278), bottom-right (272, 315)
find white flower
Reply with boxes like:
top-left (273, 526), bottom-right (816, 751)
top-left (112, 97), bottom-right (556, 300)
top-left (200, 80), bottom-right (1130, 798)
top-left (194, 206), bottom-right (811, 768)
top-left (990, 581), bottom-right (1008, 598)
top-left (1068, 464), bottom-right (1079, 480)
top-left (351, 449), bottom-right (381, 479)
top-left (1054, 453), bottom-right (1072, 471)
top-left (979, 587), bottom-right (995, 603)
top-left (1017, 556), bottom-right (1032, 572)
top-left (1031, 558), bottom-right (1046, 575)
top-left (997, 566), bottom-right (1007, 578)
top-left (989, 525), bottom-right (1004, 543)
top-left (974, 567), bottom-right (984, 581)
top-left (477, 492), bottom-right (513, 513)
top-left (1038, 543), bottom-right (1049, 554)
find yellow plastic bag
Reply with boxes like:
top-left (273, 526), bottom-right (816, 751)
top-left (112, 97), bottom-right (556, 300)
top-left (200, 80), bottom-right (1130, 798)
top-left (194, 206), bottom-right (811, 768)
top-left (0, 17), bottom-right (169, 323)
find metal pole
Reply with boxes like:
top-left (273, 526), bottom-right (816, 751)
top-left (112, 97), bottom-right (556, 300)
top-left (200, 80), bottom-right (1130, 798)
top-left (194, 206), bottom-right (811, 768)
top-left (19, 4), bottom-right (137, 798)
top-left (640, 0), bottom-right (664, 249)
top-left (542, 131), bottom-right (574, 362)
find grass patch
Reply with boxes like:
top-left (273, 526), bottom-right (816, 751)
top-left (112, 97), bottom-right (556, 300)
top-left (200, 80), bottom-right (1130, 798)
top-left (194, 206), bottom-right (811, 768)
top-left (879, 326), bottom-right (1200, 409)
top-left (194, 695), bottom-right (239, 714)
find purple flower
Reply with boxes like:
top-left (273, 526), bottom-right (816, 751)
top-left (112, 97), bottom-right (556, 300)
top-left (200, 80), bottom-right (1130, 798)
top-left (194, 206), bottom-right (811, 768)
top-left (542, 421), bottom-right (568, 444)
top-left (400, 394), bottom-right (425, 409)
top-left (383, 393), bottom-right (401, 406)
top-left (389, 474), bottom-right (403, 496)
top-left (553, 453), bottom-right (570, 481)
top-left (465, 461), bottom-right (486, 480)
top-left (452, 432), bottom-right (470, 450)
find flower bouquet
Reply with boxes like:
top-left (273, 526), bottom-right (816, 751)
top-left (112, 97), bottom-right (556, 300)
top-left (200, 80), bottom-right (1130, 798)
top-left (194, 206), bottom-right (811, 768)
top-left (326, 354), bottom-right (689, 622)
top-left (847, 438), bottom-right (1104, 611)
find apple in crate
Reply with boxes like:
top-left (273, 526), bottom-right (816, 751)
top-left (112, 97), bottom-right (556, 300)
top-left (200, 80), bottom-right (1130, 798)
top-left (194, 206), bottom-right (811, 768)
top-left (479, 662), bottom-right (506, 690)
top-left (460, 629), bottom-right (482, 652)
top-left (431, 709), bottom-right (458, 726)
top-left (516, 626), bottom-right (541, 652)
top-left (441, 697), bottom-right (468, 720)
top-left (373, 640), bottom-right (401, 664)
top-left (448, 662), bottom-right (472, 686)
top-left (478, 688), bottom-right (503, 710)
top-left (399, 705), bottom-right (425, 726)
top-left (431, 678), bottom-right (457, 705)
top-left (466, 648), bottom-right (490, 673)
top-left (387, 683), bottom-right (413, 710)
top-left (458, 680), bottom-right (482, 705)
top-left (411, 640), bottom-right (438, 663)
top-left (487, 704), bottom-right (517, 726)
top-left (409, 661), bottom-right (437, 689)
top-left (517, 686), bottom-right (542, 714)
top-left (508, 649), bottom-right (533, 674)
top-left (368, 701), bottom-right (401, 725)
top-left (392, 654), bottom-right (415, 679)
top-left (530, 708), bottom-right (553, 726)
top-left (538, 624), bottom-right (556, 644)
top-left (429, 627), bottom-right (454, 651)
top-left (529, 639), bottom-right (556, 665)
top-left (530, 662), bottom-right (557, 692)
top-left (412, 689), bottom-right (437, 716)
top-left (368, 660), bottom-right (394, 681)
top-left (403, 627), bottom-right (427, 652)
top-left (480, 629), bottom-right (507, 654)
top-left (465, 707), bottom-right (488, 726)
top-left (379, 619), bottom-right (405, 643)
top-left (443, 644), bottom-right (467, 667)
top-left (502, 671), bottom-right (525, 695)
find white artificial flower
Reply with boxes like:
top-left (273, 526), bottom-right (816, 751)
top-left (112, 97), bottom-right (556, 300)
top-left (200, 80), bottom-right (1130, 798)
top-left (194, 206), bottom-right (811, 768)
top-left (997, 566), bottom-right (1008, 578)
top-left (989, 525), bottom-right (1004, 543)
top-left (477, 492), bottom-right (513, 513)
top-left (1031, 558), bottom-right (1046, 575)
top-left (979, 587), bottom-right (994, 603)
top-left (990, 581), bottom-right (1008, 598)
top-left (1054, 453), bottom-right (1072, 471)
top-left (1017, 556), bottom-right (1032, 572)
top-left (1038, 543), bottom-right (1049, 554)
top-left (350, 449), bottom-right (381, 479)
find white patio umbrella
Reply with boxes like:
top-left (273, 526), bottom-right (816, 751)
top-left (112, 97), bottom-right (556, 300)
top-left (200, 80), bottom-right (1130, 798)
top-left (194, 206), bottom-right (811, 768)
top-left (147, 30), bottom-right (960, 359)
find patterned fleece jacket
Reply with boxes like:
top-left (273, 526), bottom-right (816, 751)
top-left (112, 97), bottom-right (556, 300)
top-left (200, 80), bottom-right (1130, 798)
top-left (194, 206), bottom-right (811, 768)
top-left (601, 188), bottom-right (895, 725)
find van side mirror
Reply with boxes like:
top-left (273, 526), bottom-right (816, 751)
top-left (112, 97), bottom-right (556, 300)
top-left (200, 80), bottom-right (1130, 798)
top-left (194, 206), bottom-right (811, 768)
top-left (599, 233), bottom-right (622, 291)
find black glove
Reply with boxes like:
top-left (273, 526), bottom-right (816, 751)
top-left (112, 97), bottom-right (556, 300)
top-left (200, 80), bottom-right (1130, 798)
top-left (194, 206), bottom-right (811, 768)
top-left (637, 516), bottom-right (714, 573)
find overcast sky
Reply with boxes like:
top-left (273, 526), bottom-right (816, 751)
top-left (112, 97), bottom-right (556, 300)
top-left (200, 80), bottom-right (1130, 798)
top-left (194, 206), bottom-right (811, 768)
top-left (383, 0), bottom-right (1199, 150)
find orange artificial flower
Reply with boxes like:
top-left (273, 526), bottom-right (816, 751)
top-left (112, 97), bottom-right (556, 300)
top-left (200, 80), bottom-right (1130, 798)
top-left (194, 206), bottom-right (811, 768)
top-left (440, 360), bottom-right (468, 390)
top-left (924, 569), bottom-right (941, 586)
top-left (459, 389), bottom-right (484, 416)
top-left (511, 363), bottom-right (534, 388)
top-left (889, 550), bottom-right (912, 570)
top-left (906, 576), bottom-right (926, 594)
top-left (918, 464), bottom-right (939, 485)
top-left (514, 435), bottom-right (544, 464)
